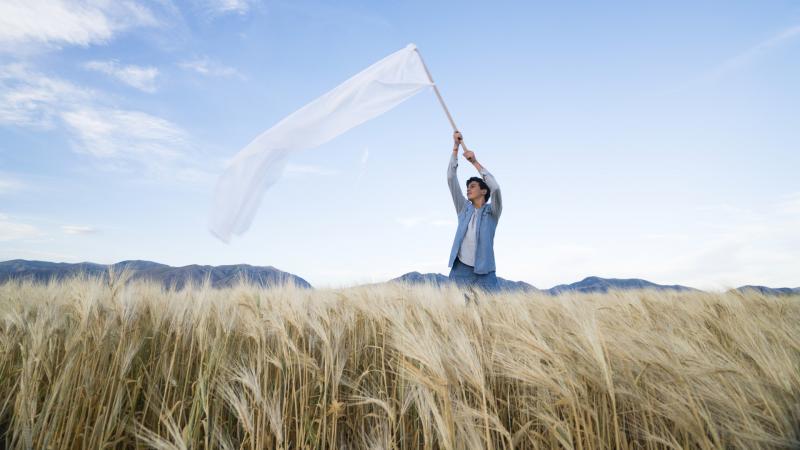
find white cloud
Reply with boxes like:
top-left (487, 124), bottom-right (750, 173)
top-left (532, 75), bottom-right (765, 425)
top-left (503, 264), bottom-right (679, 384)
top-left (84, 60), bottom-right (159, 92)
top-left (498, 189), bottom-right (800, 290)
top-left (178, 57), bottom-right (243, 78)
top-left (0, 176), bottom-right (25, 194)
top-left (196, 0), bottom-right (259, 17)
top-left (579, 198), bottom-right (797, 289)
top-left (0, 214), bottom-right (43, 241)
top-left (0, 0), bottom-right (159, 51)
top-left (397, 217), bottom-right (425, 228)
top-left (670, 23), bottom-right (800, 93)
top-left (647, 212), bottom-right (800, 290)
top-left (0, 248), bottom-right (77, 261)
top-left (272, 1), bottom-right (390, 30)
top-left (708, 24), bottom-right (800, 79)
top-left (62, 108), bottom-right (187, 162)
top-left (0, 63), bottom-right (93, 128)
top-left (0, 64), bottom-right (202, 180)
top-left (776, 192), bottom-right (800, 216)
top-left (61, 225), bottom-right (99, 235)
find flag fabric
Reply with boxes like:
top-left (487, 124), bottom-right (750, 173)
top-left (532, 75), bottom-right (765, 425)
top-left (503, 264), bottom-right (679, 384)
top-left (209, 43), bottom-right (433, 243)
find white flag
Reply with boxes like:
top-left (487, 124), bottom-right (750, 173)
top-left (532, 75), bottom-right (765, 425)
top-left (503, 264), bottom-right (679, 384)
top-left (209, 43), bottom-right (433, 243)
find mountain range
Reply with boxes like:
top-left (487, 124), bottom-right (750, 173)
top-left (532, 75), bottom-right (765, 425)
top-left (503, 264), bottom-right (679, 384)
top-left (0, 260), bottom-right (312, 290)
top-left (1, 260), bottom-right (797, 296)
top-left (389, 272), bottom-right (704, 295)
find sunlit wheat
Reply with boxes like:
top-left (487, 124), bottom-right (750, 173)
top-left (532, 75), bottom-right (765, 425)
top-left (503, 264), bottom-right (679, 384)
top-left (1, 274), bottom-right (798, 448)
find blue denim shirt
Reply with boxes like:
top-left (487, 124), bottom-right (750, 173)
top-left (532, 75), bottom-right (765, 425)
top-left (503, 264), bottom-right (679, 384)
top-left (447, 152), bottom-right (502, 274)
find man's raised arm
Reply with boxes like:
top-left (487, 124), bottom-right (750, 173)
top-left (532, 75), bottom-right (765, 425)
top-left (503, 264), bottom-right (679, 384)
top-left (447, 131), bottom-right (467, 214)
top-left (463, 150), bottom-right (502, 219)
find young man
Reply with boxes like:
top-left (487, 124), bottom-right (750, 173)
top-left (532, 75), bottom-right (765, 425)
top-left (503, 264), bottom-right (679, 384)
top-left (447, 131), bottom-right (502, 293)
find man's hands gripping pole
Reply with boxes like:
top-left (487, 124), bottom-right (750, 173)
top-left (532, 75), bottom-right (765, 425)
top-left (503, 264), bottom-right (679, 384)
top-left (452, 130), bottom-right (481, 170)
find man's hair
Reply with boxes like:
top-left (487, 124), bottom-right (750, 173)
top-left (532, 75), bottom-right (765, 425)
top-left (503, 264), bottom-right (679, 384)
top-left (466, 177), bottom-right (491, 202)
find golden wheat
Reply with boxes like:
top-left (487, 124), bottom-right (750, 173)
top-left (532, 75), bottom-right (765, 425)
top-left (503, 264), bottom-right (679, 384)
top-left (0, 273), bottom-right (798, 449)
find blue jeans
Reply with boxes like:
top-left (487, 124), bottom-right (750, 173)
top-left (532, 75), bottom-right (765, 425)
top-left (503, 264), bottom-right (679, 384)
top-left (448, 257), bottom-right (500, 293)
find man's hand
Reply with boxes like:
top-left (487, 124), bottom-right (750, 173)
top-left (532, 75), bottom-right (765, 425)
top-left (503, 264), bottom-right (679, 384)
top-left (453, 131), bottom-right (463, 151)
top-left (463, 149), bottom-right (476, 163)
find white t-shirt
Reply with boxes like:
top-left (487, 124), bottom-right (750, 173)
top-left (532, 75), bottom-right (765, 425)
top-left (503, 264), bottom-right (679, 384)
top-left (457, 208), bottom-right (479, 266)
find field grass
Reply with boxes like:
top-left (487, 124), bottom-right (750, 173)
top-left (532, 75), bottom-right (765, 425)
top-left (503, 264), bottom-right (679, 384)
top-left (1, 273), bottom-right (799, 449)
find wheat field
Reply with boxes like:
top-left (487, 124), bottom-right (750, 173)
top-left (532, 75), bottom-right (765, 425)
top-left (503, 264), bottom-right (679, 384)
top-left (0, 273), bottom-right (798, 449)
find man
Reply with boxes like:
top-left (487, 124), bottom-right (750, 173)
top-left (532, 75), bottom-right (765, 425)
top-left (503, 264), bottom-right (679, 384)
top-left (447, 130), bottom-right (502, 294)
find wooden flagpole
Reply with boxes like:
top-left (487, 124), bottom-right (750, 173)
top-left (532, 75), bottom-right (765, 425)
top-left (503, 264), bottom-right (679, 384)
top-left (414, 48), bottom-right (471, 151)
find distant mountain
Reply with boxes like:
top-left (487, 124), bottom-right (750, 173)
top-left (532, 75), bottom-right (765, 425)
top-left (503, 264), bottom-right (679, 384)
top-left (0, 260), bottom-right (312, 289)
top-left (546, 276), bottom-right (697, 295)
top-left (390, 271), bottom-right (540, 293)
top-left (390, 273), bottom-right (700, 295)
top-left (3, 260), bottom-right (797, 296)
top-left (392, 271), bottom-right (450, 286)
top-left (734, 285), bottom-right (800, 296)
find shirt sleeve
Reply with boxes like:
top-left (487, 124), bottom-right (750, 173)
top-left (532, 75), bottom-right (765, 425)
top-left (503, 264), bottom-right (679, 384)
top-left (447, 152), bottom-right (467, 214)
top-left (479, 166), bottom-right (502, 219)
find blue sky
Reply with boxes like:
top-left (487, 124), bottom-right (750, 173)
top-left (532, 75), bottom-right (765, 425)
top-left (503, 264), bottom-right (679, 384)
top-left (1, 0), bottom-right (798, 290)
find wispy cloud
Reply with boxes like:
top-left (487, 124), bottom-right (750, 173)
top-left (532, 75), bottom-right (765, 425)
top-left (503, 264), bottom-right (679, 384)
top-left (593, 196), bottom-right (799, 289)
top-left (84, 60), bottom-right (159, 92)
top-left (178, 57), bottom-right (243, 78)
top-left (62, 108), bottom-right (187, 162)
top-left (0, 64), bottom-right (204, 180)
top-left (61, 225), bottom-right (99, 235)
top-left (707, 24), bottom-right (800, 80)
top-left (0, 176), bottom-right (25, 194)
top-left (0, 63), bottom-right (93, 128)
top-left (0, 248), bottom-right (77, 261)
top-left (0, 214), bottom-right (43, 241)
top-left (649, 213), bottom-right (799, 290)
top-left (670, 23), bottom-right (800, 93)
top-left (776, 192), bottom-right (800, 216)
top-left (195, 0), bottom-right (259, 18)
top-left (273, 1), bottom-right (390, 30)
top-left (397, 217), bottom-right (425, 228)
top-left (0, 0), bottom-right (159, 52)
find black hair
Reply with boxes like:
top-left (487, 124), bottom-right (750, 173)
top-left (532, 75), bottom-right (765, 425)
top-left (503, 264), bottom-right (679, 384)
top-left (466, 177), bottom-right (491, 202)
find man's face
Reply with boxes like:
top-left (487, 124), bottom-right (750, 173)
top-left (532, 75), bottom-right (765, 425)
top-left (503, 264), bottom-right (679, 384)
top-left (466, 181), bottom-right (486, 202)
